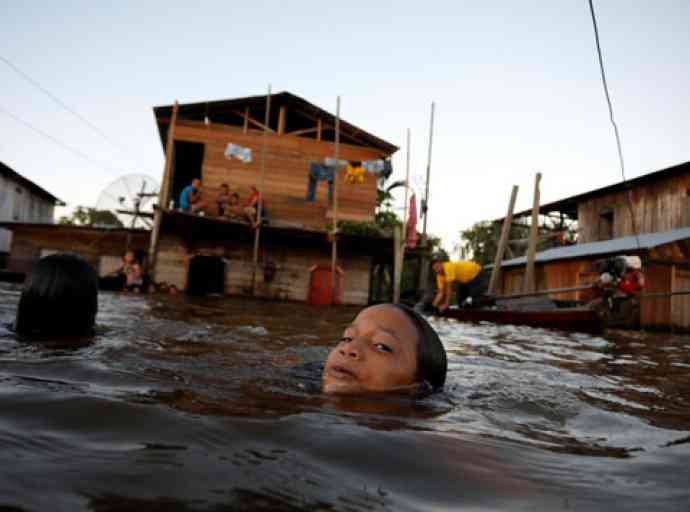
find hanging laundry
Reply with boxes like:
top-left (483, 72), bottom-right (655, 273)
top-left (362, 159), bottom-right (385, 174)
top-left (345, 161), bottom-right (365, 184)
top-left (406, 192), bottom-right (418, 249)
top-left (224, 143), bottom-right (253, 163)
top-left (306, 163), bottom-right (334, 202)
top-left (324, 157), bottom-right (348, 167)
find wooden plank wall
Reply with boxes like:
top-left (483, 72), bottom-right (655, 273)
top-left (156, 233), bottom-right (372, 305)
top-left (173, 120), bottom-right (384, 230)
top-left (7, 227), bottom-right (150, 275)
top-left (642, 264), bottom-right (672, 328)
top-left (671, 268), bottom-right (690, 330)
top-left (577, 172), bottom-right (690, 243)
top-left (500, 260), bottom-right (590, 300)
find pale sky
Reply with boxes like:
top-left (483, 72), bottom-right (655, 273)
top-left (2, 1), bottom-right (690, 253)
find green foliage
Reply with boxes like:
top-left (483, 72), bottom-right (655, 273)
top-left (458, 221), bottom-right (500, 266)
top-left (58, 207), bottom-right (124, 228)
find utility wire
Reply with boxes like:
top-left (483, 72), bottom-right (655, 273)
top-left (0, 54), bottom-right (149, 172)
top-left (587, 0), bottom-right (642, 249)
top-left (0, 104), bottom-right (125, 177)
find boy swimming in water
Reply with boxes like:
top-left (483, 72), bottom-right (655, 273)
top-left (322, 304), bottom-right (447, 395)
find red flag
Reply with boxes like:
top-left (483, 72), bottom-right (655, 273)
top-left (406, 193), bottom-right (417, 249)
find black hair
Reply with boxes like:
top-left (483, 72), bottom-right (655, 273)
top-left (221, 183), bottom-right (229, 189)
top-left (391, 304), bottom-right (447, 392)
top-left (14, 253), bottom-right (98, 338)
top-left (231, 192), bottom-right (239, 199)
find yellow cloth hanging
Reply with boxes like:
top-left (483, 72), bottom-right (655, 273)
top-left (345, 164), bottom-right (365, 184)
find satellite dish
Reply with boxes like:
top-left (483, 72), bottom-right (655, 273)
top-left (96, 174), bottom-right (159, 229)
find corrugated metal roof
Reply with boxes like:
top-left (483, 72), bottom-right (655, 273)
top-left (501, 227), bottom-right (690, 267)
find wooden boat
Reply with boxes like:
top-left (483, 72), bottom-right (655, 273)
top-left (438, 307), bottom-right (603, 334)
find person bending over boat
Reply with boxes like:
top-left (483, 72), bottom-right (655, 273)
top-left (432, 259), bottom-right (482, 312)
top-left (14, 253), bottom-right (98, 339)
top-left (322, 303), bottom-right (447, 395)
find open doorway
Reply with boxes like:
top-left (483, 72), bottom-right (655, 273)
top-left (171, 141), bottom-right (205, 209)
top-left (188, 256), bottom-right (225, 296)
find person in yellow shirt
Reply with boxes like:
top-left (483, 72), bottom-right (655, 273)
top-left (431, 259), bottom-right (483, 312)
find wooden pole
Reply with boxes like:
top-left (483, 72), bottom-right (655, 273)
top-left (148, 100), bottom-right (179, 283)
top-left (330, 96), bottom-right (341, 305)
top-left (394, 129), bottom-right (412, 304)
top-left (243, 107), bottom-right (249, 134)
top-left (251, 85), bottom-right (272, 295)
top-left (495, 284), bottom-right (593, 300)
top-left (523, 172), bottom-right (542, 294)
top-left (418, 102), bottom-right (435, 295)
top-left (278, 106), bottom-right (286, 135)
top-left (488, 185), bottom-right (519, 295)
top-left (393, 224), bottom-right (403, 303)
top-left (421, 101), bottom-right (435, 241)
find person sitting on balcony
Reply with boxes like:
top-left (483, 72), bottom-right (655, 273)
top-left (216, 183), bottom-right (231, 216)
top-left (179, 178), bottom-right (208, 214)
top-left (243, 185), bottom-right (268, 227)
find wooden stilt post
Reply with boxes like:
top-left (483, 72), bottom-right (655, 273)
top-left (243, 107), bottom-right (249, 134)
top-left (330, 97), bottom-right (341, 305)
top-left (394, 128), bottom-right (412, 304)
top-left (251, 85), bottom-right (272, 295)
top-left (148, 100), bottom-right (179, 284)
top-left (488, 185), bottom-right (519, 296)
top-left (393, 224), bottom-right (403, 303)
top-left (418, 102), bottom-right (436, 295)
top-left (523, 172), bottom-right (542, 294)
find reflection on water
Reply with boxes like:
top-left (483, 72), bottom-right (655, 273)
top-left (0, 284), bottom-right (689, 511)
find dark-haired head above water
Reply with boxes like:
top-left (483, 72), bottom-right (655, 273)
top-left (322, 303), bottom-right (447, 395)
top-left (14, 253), bottom-right (98, 339)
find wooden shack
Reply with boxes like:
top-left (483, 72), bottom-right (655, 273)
top-left (494, 161), bottom-right (690, 330)
top-left (0, 222), bottom-right (150, 280)
top-left (151, 92), bottom-right (398, 304)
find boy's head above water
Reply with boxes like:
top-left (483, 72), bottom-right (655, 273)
top-left (322, 304), bottom-right (447, 396)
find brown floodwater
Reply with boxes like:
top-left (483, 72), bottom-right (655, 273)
top-left (0, 283), bottom-right (689, 511)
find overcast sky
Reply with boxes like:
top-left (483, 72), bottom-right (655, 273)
top-left (2, 1), bottom-right (690, 253)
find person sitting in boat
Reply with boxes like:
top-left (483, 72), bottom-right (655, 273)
top-left (618, 256), bottom-right (645, 296)
top-left (322, 303), bottom-right (447, 396)
top-left (179, 178), bottom-right (208, 214)
top-left (14, 253), bottom-right (98, 339)
top-left (431, 258), bottom-right (482, 312)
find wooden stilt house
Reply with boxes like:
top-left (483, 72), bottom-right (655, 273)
top-left (150, 92), bottom-right (398, 304)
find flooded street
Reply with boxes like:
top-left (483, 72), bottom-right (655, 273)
top-left (0, 284), bottom-right (689, 511)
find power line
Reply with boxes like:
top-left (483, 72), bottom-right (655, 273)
top-left (587, 0), bottom-right (641, 249)
top-left (0, 54), bottom-right (150, 172)
top-left (0, 104), bottom-right (126, 177)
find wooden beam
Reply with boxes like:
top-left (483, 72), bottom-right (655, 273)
top-left (488, 185), bottom-right (519, 295)
top-left (286, 126), bottom-right (318, 137)
top-left (243, 107), bottom-right (249, 134)
top-left (393, 224), bottom-right (403, 304)
top-left (331, 97), bottom-right (341, 305)
top-left (148, 100), bottom-right (179, 283)
top-left (523, 173), bottom-right (542, 294)
top-left (251, 87), bottom-right (272, 295)
top-left (317, 119), bottom-right (322, 141)
top-left (231, 110), bottom-right (275, 133)
top-left (278, 106), bottom-right (286, 135)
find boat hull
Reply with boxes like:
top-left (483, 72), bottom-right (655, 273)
top-left (438, 308), bottom-right (603, 334)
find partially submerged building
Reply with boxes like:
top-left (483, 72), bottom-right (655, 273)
top-left (151, 92), bottom-right (398, 304)
top-left (494, 161), bottom-right (690, 330)
top-left (0, 161), bottom-right (64, 262)
top-left (1, 223), bottom-right (150, 280)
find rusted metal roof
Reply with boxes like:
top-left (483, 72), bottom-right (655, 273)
top-left (501, 226), bottom-right (690, 267)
